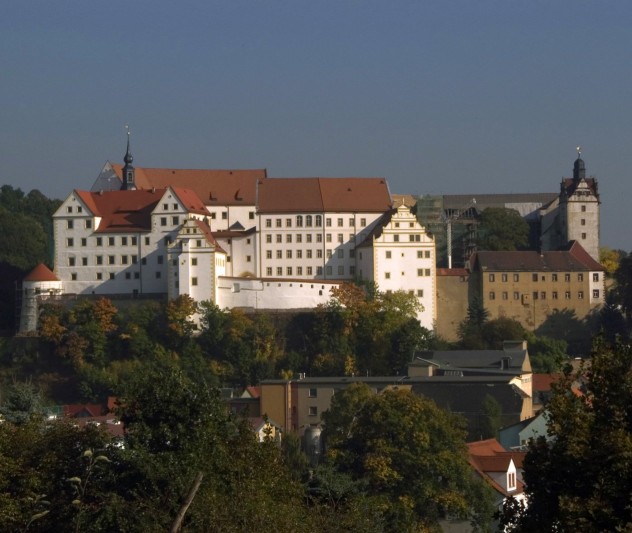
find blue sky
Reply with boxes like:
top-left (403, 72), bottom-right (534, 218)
top-left (1, 1), bottom-right (631, 249)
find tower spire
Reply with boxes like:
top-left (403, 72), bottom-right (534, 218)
top-left (573, 145), bottom-right (586, 181)
top-left (121, 125), bottom-right (136, 190)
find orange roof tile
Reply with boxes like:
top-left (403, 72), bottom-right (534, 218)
top-left (111, 164), bottom-right (267, 205)
top-left (257, 177), bottom-right (392, 213)
top-left (24, 263), bottom-right (59, 282)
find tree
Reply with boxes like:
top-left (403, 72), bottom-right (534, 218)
top-left (502, 338), bottom-right (632, 531)
top-left (325, 387), bottom-right (494, 531)
top-left (524, 332), bottom-right (568, 373)
top-left (480, 393), bottom-right (502, 439)
top-left (457, 297), bottom-right (489, 349)
top-left (480, 317), bottom-right (525, 350)
top-left (477, 207), bottom-right (529, 251)
top-left (0, 381), bottom-right (45, 424)
top-left (599, 247), bottom-right (623, 277)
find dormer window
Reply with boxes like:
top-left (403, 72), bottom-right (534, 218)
top-left (508, 471), bottom-right (516, 491)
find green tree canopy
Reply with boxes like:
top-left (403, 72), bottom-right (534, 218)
top-left (477, 207), bottom-right (529, 251)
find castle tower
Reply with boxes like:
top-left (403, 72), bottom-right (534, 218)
top-left (559, 148), bottom-right (600, 260)
top-left (19, 263), bottom-right (63, 333)
top-left (121, 126), bottom-right (136, 191)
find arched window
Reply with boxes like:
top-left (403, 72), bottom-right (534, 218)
top-left (306, 215), bottom-right (313, 227)
top-left (315, 215), bottom-right (322, 227)
top-left (296, 215), bottom-right (303, 227)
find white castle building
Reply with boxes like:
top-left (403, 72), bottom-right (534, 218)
top-left (26, 138), bottom-right (437, 332)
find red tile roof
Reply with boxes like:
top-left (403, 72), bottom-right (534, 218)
top-left (471, 240), bottom-right (604, 272)
top-left (191, 219), bottom-right (226, 253)
top-left (111, 164), bottom-right (267, 205)
top-left (467, 438), bottom-right (526, 497)
top-left (532, 373), bottom-right (559, 392)
top-left (24, 263), bottom-right (59, 282)
top-left (257, 177), bottom-right (392, 213)
top-left (74, 188), bottom-right (209, 233)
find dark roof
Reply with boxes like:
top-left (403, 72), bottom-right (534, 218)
top-left (471, 240), bottom-right (604, 272)
top-left (257, 177), bottom-right (392, 214)
top-left (413, 348), bottom-right (528, 372)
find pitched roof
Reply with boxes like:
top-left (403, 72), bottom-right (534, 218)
top-left (562, 177), bottom-right (598, 198)
top-left (24, 263), bottom-right (59, 282)
top-left (467, 439), bottom-right (526, 496)
top-left (257, 177), bottom-right (392, 213)
top-left (471, 240), bottom-right (604, 272)
top-left (74, 188), bottom-right (209, 233)
top-left (190, 219), bottom-right (226, 253)
top-left (413, 348), bottom-right (528, 373)
top-left (111, 164), bottom-right (267, 205)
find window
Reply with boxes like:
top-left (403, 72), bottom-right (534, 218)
top-left (172, 216), bottom-right (179, 225)
top-left (286, 250), bottom-right (292, 259)
top-left (277, 267), bottom-right (282, 276)
top-left (266, 235), bottom-right (272, 243)
top-left (297, 250), bottom-right (303, 259)
top-left (337, 234), bottom-right (343, 243)
top-left (489, 291), bottom-right (495, 300)
top-left (296, 215), bottom-right (303, 227)
top-left (337, 249), bottom-right (344, 258)
top-left (297, 266), bottom-right (303, 275)
top-left (108, 237), bottom-right (115, 246)
top-left (68, 257), bottom-right (76, 267)
top-left (266, 267), bottom-right (272, 276)
top-left (326, 218), bottom-right (332, 227)
top-left (307, 234), bottom-right (312, 243)
top-left (276, 250), bottom-right (282, 259)
top-left (578, 291), bottom-right (584, 299)
top-left (70, 273), bottom-right (77, 281)
top-left (249, 211), bottom-right (255, 220)
top-left (513, 273), bottom-right (519, 282)
top-left (417, 289), bottom-right (424, 297)
top-left (581, 219), bottom-right (586, 226)
top-left (338, 266), bottom-right (344, 275)
top-left (315, 215), bottom-right (322, 227)
top-left (157, 255), bottom-right (164, 265)
top-left (286, 218), bottom-right (292, 227)
top-left (121, 255), bottom-right (129, 265)
top-left (581, 205), bottom-right (586, 212)
top-left (96, 237), bottom-right (103, 246)
top-left (163, 203), bottom-right (168, 210)
top-left (326, 266), bottom-right (332, 275)
top-left (532, 273), bottom-right (538, 282)
top-left (417, 251), bottom-right (423, 259)
top-left (192, 277), bottom-right (198, 286)
top-left (578, 273), bottom-right (584, 281)
top-left (222, 212), bottom-right (227, 220)
top-left (307, 266), bottom-right (313, 275)
top-left (349, 266), bottom-right (355, 275)
top-left (553, 291), bottom-right (558, 299)
top-left (85, 220), bottom-right (92, 229)
top-left (502, 291), bottom-right (508, 300)
top-left (131, 236), bottom-right (137, 245)
top-left (160, 217), bottom-right (167, 226)
top-left (287, 267), bottom-right (293, 276)
top-left (134, 272), bottom-right (139, 279)
top-left (296, 234), bottom-right (302, 243)
top-left (349, 218), bottom-right (354, 226)
top-left (349, 249), bottom-right (355, 258)
top-left (581, 233), bottom-right (587, 239)
top-left (96, 255), bottom-right (103, 265)
top-left (417, 269), bottom-right (424, 276)
top-left (593, 273), bottom-right (599, 282)
top-left (502, 273), bottom-right (508, 282)
top-left (67, 206), bottom-right (72, 213)
top-left (326, 249), bottom-right (332, 258)
top-left (121, 236), bottom-right (128, 246)
top-left (565, 291), bottom-right (571, 299)
top-left (337, 218), bottom-right (343, 227)
top-left (565, 273), bottom-right (571, 282)
top-left (132, 255), bottom-right (138, 264)
top-left (145, 237), bottom-right (150, 245)
top-left (211, 213), bottom-right (216, 219)
top-left (286, 234), bottom-right (292, 243)
top-left (96, 272), bottom-right (103, 280)
top-left (67, 238), bottom-right (74, 247)
top-left (141, 258), bottom-right (147, 265)
top-left (276, 219), bottom-right (282, 227)
top-left (552, 273), bottom-right (558, 282)
top-left (125, 272), bottom-right (131, 279)
top-left (192, 258), bottom-right (198, 266)
top-left (317, 266), bottom-right (323, 275)
top-left (513, 292), bottom-right (520, 300)
top-left (533, 291), bottom-right (538, 300)
top-left (489, 274), bottom-right (495, 282)
top-left (266, 251), bottom-right (272, 259)
top-left (266, 219), bottom-right (272, 227)
top-left (309, 388), bottom-right (317, 398)
top-left (386, 251), bottom-right (392, 259)
top-left (309, 406), bottom-right (318, 416)
top-left (66, 220), bottom-right (73, 229)
top-left (508, 472), bottom-right (516, 491)
top-left (541, 292), bottom-right (546, 300)
top-left (360, 218), bottom-right (366, 226)
top-left (109, 273), bottom-right (115, 280)
top-left (306, 215), bottom-right (313, 227)
top-left (108, 255), bottom-right (115, 265)
top-left (316, 234), bottom-right (322, 243)
top-left (326, 234), bottom-right (332, 243)
top-left (317, 249), bottom-right (323, 258)
top-left (425, 250), bottom-right (431, 258)
top-left (425, 269), bottom-right (430, 276)
top-left (307, 250), bottom-right (312, 259)
top-left (276, 235), bottom-right (282, 243)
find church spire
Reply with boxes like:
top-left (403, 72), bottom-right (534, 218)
top-left (121, 125), bottom-right (136, 190)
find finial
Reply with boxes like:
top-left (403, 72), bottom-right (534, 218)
top-left (576, 145), bottom-right (582, 159)
top-left (124, 124), bottom-right (133, 165)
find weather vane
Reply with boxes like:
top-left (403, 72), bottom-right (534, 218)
top-left (576, 145), bottom-right (582, 158)
top-left (125, 123), bottom-right (131, 137)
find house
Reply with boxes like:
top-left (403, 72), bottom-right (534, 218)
top-left (247, 416), bottom-right (282, 443)
top-left (499, 410), bottom-right (550, 450)
top-left (467, 438), bottom-right (527, 510)
top-left (468, 240), bottom-right (605, 338)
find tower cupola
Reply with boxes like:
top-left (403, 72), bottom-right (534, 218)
top-left (573, 146), bottom-right (586, 181)
top-left (121, 125), bottom-right (136, 190)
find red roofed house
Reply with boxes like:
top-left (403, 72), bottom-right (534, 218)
top-left (468, 438), bottom-right (527, 513)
